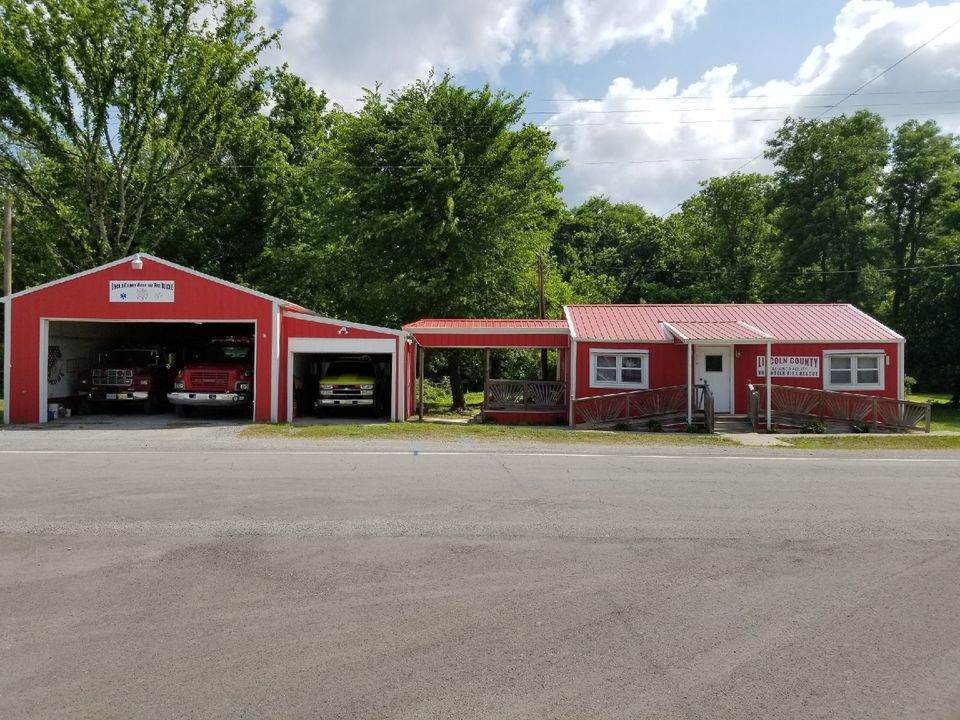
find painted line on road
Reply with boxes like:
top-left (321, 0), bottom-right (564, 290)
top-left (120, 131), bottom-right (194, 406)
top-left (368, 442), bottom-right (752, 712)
top-left (0, 449), bottom-right (956, 463)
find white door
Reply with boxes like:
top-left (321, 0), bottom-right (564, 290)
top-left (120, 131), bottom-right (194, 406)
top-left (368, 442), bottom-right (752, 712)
top-left (695, 346), bottom-right (733, 413)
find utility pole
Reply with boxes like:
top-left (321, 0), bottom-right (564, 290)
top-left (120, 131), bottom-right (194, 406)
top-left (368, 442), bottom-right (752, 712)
top-left (537, 252), bottom-right (548, 380)
top-left (2, 198), bottom-right (11, 297)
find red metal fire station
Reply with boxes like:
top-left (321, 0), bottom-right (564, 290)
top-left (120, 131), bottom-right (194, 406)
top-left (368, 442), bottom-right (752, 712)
top-left (4, 254), bottom-right (922, 431)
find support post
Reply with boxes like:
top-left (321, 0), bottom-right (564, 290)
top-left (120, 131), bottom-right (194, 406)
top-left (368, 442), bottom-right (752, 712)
top-left (686, 343), bottom-right (693, 424)
top-left (417, 346), bottom-right (425, 421)
top-left (482, 348), bottom-right (491, 422)
top-left (2, 198), bottom-right (11, 297)
top-left (765, 342), bottom-right (772, 431)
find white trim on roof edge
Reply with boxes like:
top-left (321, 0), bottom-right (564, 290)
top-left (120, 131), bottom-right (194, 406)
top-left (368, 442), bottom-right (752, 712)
top-left (562, 306), bottom-right (577, 339)
top-left (283, 309), bottom-right (406, 337)
top-left (5, 253), bottom-right (301, 308)
top-left (846, 303), bottom-right (905, 341)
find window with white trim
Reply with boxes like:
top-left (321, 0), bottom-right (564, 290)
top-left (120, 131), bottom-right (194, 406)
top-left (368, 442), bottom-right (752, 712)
top-left (590, 351), bottom-right (648, 388)
top-left (825, 353), bottom-right (884, 390)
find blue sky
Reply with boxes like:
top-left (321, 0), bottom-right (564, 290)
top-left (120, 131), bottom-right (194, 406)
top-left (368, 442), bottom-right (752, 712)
top-left (256, 0), bottom-right (960, 213)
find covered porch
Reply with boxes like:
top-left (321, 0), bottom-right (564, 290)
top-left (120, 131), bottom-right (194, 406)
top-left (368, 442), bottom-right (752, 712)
top-left (401, 319), bottom-right (571, 424)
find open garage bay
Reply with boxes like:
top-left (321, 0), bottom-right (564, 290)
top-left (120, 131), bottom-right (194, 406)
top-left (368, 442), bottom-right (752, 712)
top-left (1, 429), bottom-right (959, 719)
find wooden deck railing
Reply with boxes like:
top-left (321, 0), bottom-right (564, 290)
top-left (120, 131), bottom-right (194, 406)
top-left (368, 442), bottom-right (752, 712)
top-left (748, 383), bottom-right (931, 433)
top-left (484, 380), bottom-right (567, 411)
top-left (573, 384), bottom-right (714, 429)
top-left (695, 383), bottom-right (715, 434)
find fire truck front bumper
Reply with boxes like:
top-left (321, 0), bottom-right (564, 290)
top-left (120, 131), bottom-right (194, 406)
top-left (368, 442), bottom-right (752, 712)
top-left (83, 390), bottom-right (150, 401)
top-left (167, 392), bottom-right (251, 407)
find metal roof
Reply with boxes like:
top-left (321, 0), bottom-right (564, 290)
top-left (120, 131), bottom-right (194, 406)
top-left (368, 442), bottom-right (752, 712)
top-left (663, 320), bottom-right (774, 342)
top-left (403, 318), bottom-right (569, 331)
top-left (565, 304), bottom-right (903, 342)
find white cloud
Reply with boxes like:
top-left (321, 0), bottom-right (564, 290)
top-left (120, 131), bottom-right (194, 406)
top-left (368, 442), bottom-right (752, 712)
top-left (547, 0), bottom-right (960, 213)
top-left (254, 0), bottom-right (708, 108)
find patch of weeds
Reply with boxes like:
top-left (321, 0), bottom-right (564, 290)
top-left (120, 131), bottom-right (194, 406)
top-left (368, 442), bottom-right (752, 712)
top-left (850, 420), bottom-right (873, 433)
top-left (800, 420), bottom-right (826, 434)
top-left (612, 421), bottom-right (631, 431)
top-left (646, 419), bottom-right (663, 432)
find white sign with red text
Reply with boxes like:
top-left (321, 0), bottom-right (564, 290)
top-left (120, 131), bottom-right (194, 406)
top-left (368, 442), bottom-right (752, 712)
top-left (756, 355), bottom-right (820, 378)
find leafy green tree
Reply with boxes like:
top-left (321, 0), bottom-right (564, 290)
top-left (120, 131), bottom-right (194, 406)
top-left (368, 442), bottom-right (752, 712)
top-left (880, 120), bottom-right (960, 323)
top-left (765, 111), bottom-right (890, 306)
top-left (680, 173), bottom-right (779, 302)
top-left (286, 74), bottom-right (563, 407)
top-left (550, 197), bottom-right (651, 303)
top-left (0, 0), bottom-right (274, 271)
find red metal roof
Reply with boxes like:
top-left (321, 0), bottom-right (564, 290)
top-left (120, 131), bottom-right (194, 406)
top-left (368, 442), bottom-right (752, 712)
top-left (665, 321), bottom-right (773, 341)
top-left (565, 304), bottom-right (902, 342)
top-left (403, 318), bottom-right (569, 331)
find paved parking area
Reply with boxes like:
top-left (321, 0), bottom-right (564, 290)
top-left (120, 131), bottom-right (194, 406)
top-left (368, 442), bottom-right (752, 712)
top-left (1, 428), bottom-right (959, 719)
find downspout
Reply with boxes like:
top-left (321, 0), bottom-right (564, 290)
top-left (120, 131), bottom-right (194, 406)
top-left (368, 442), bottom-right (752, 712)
top-left (897, 340), bottom-right (905, 401)
top-left (765, 341), bottom-right (772, 431)
top-left (686, 342), bottom-right (693, 424)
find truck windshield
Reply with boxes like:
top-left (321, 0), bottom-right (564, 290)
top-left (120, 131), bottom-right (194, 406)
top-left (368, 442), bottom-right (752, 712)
top-left (325, 361), bottom-right (373, 377)
top-left (190, 345), bottom-right (252, 363)
top-left (103, 350), bottom-right (156, 367)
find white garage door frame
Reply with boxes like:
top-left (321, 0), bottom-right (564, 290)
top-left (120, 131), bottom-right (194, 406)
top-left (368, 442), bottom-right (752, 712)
top-left (38, 317), bottom-right (260, 424)
top-left (287, 337), bottom-right (398, 422)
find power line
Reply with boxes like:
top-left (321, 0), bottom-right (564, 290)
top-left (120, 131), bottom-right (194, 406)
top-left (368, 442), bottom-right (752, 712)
top-left (569, 263), bottom-right (960, 278)
top-left (524, 98), bottom-right (960, 116)
top-left (656, 15), bottom-right (960, 219)
top-left (531, 88), bottom-right (960, 103)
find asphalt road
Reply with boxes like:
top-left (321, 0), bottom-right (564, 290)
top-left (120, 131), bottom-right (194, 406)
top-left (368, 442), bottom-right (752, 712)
top-left (1, 427), bottom-right (959, 719)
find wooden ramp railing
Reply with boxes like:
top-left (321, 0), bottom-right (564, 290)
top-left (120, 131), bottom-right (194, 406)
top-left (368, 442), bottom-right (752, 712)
top-left (484, 380), bottom-right (567, 411)
top-left (573, 384), bottom-right (714, 430)
top-left (747, 383), bottom-right (931, 433)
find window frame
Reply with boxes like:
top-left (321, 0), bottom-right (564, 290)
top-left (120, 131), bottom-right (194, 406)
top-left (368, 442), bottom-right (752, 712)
top-left (823, 350), bottom-right (885, 391)
top-left (589, 350), bottom-right (649, 389)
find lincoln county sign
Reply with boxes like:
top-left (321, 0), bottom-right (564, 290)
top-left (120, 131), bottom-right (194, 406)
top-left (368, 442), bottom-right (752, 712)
top-left (756, 355), bottom-right (820, 378)
top-left (109, 280), bottom-right (175, 303)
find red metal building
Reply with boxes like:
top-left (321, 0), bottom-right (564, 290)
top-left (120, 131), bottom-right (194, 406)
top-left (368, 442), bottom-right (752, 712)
top-left (2, 254), bottom-right (409, 424)
top-left (404, 304), bottom-right (907, 429)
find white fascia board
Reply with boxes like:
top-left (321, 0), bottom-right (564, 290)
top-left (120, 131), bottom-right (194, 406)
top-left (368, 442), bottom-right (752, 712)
top-left (847, 304), bottom-right (905, 341)
top-left (283, 309), bottom-right (406, 337)
top-left (659, 322), bottom-right (688, 342)
top-left (562, 306), bottom-right (577, 339)
top-left (5, 252), bottom-right (294, 308)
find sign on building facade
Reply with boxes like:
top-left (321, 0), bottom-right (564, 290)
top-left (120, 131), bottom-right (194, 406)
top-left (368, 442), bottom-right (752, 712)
top-left (756, 355), bottom-right (820, 378)
top-left (109, 281), bottom-right (175, 303)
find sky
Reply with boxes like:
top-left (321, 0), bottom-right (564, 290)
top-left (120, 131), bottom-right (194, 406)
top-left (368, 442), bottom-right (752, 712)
top-left (253, 0), bottom-right (960, 214)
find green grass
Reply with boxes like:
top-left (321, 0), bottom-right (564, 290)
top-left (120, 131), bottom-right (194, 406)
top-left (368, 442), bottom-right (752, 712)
top-left (242, 421), bottom-right (729, 445)
top-left (422, 390), bottom-right (484, 418)
top-left (782, 434), bottom-right (960, 450)
top-left (906, 393), bottom-right (960, 432)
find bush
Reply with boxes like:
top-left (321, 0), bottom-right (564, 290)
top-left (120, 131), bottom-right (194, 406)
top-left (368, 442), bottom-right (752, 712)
top-left (903, 375), bottom-right (917, 395)
top-left (646, 419), bottom-right (663, 432)
top-left (801, 420), bottom-right (826, 434)
top-left (421, 377), bottom-right (452, 405)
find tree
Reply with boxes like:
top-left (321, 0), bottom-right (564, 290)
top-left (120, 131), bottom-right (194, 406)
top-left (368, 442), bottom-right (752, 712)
top-left (880, 120), bottom-right (960, 323)
top-left (550, 197), bottom-right (651, 304)
top-left (295, 74), bottom-right (563, 407)
top-left (0, 0), bottom-right (274, 271)
top-left (680, 173), bottom-right (779, 302)
top-left (765, 111), bottom-right (889, 306)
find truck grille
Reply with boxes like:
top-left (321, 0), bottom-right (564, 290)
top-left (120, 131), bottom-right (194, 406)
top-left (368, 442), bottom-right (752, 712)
top-left (331, 386), bottom-right (365, 397)
top-left (93, 369), bottom-right (133, 386)
top-left (188, 371), bottom-right (229, 392)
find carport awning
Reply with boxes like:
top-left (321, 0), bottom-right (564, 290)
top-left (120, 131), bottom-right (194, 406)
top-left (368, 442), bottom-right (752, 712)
top-left (403, 319), bottom-right (570, 349)
top-left (660, 321), bottom-right (775, 343)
